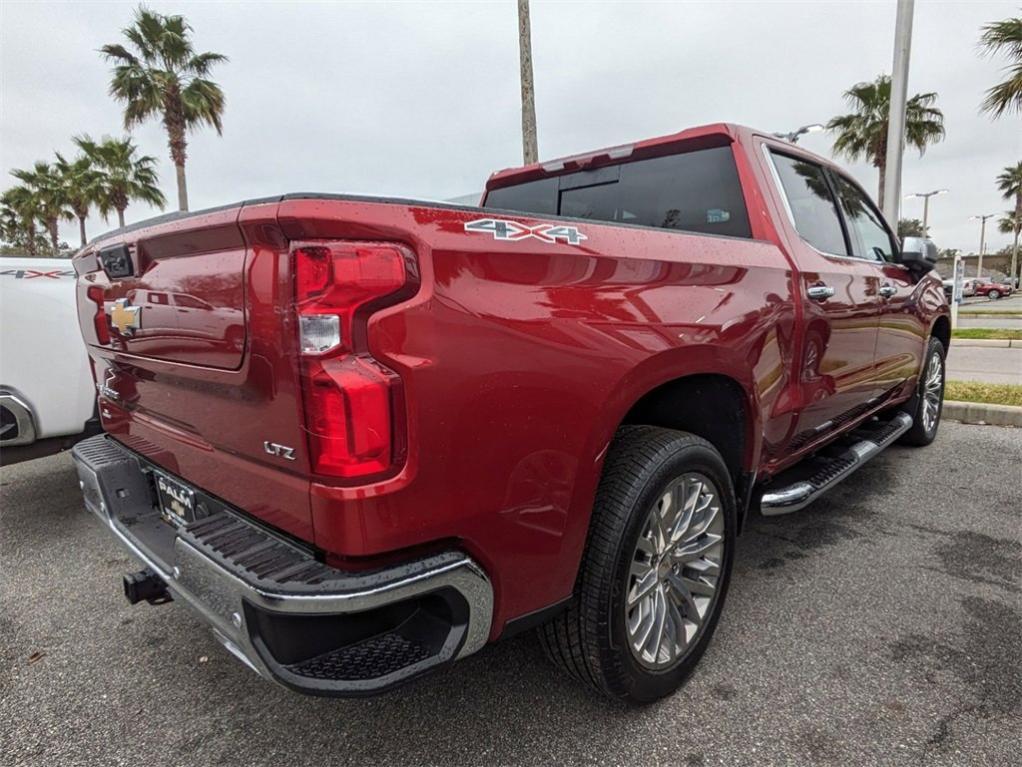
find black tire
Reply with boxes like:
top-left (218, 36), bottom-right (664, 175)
top-left (898, 336), bottom-right (946, 446)
top-left (989, 290), bottom-right (1001, 300)
top-left (538, 426), bottom-right (736, 704)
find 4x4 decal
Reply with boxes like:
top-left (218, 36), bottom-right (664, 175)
top-left (0, 268), bottom-right (75, 279)
top-left (464, 218), bottom-right (587, 245)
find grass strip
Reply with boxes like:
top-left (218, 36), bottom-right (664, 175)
top-left (952, 328), bottom-right (1022, 341)
top-left (945, 380), bottom-right (1022, 408)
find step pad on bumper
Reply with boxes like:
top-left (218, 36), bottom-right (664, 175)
top-left (289, 633), bottom-right (431, 681)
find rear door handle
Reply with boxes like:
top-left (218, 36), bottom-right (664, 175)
top-left (879, 284), bottom-right (897, 298)
top-left (807, 285), bottom-right (835, 301)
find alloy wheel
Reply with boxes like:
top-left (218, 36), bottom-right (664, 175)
top-left (922, 351), bottom-right (943, 433)
top-left (625, 473), bottom-right (725, 669)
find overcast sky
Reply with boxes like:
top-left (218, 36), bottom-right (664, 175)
top-left (1, 0), bottom-right (1019, 253)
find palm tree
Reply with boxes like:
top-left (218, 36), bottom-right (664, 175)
top-left (0, 186), bottom-right (42, 256)
top-left (827, 75), bottom-right (946, 209)
top-left (979, 15), bottom-right (1022, 118)
top-left (75, 136), bottom-right (166, 228)
top-left (997, 161), bottom-right (1022, 283)
top-left (999, 211), bottom-right (1021, 236)
top-left (55, 152), bottom-right (101, 247)
top-left (10, 162), bottom-right (71, 253)
top-left (101, 7), bottom-right (227, 211)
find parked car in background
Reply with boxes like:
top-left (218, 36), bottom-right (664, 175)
top-left (973, 279), bottom-right (1013, 300)
top-left (0, 257), bottom-right (99, 464)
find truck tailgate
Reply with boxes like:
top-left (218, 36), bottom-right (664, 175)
top-left (75, 202), bottom-right (314, 540)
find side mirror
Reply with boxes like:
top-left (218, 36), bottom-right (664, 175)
top-left (898, 236), bottom-right (938, 274)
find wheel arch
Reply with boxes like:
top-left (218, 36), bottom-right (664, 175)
top-left (931, 314), bottom-right (950, 354)
top-left (619, 373), bottom-right (755, 507)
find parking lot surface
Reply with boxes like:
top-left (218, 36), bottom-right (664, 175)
top-left (2, 421), bottom-right (1020, 767)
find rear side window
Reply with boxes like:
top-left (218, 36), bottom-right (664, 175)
top-left (833, 175), bottom-right (896, 262)
top-left (484, 146), bottom-right (752, 239)
top-left (770, 152), bottom-right (848, 256)
top-left (483, 176), bottom-right (558, 216)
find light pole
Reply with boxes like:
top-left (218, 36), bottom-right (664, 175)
top-left (970, 213), bottom-right (996, 279)
top-left (772, 123), bottom-right (824, 144)
top-left (517, 0), bottom-right (538, 165)
top-left (882, 0), bottom-right (915, 225)
top-left (905, 189), bottom-right (947, 235)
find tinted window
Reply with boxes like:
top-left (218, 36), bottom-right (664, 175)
top-left (175, 294), bottom-right (210, 310)
top-left (770, 153), bottom-right (848, 255)
top-left (485, 146), bottom-right (752, 239)
top-left (484, 177), bottom-right (558, 216)
top-left (833, 175), bottom-right (896, 262)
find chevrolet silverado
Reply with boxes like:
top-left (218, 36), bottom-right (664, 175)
top-left (71, 123), bottom-right (948, 703)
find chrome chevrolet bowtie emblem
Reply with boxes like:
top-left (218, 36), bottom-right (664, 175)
top-left (107, 298), bottom-right (141, 336)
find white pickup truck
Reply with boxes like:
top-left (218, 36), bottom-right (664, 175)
top-left (0, 256), bottom-right (98, 463)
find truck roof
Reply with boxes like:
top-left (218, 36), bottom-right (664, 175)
top-left (484, 122), bottom-right (827, 192)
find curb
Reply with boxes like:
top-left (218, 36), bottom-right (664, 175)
top-left (951, 338), bottom-right (1021, 348)
top-left (943, 400), bottom-right (1022, 427)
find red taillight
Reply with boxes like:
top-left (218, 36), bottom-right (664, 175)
top-left (86, 285), bottom-right (110, 345)
top-left (293, 241), bottom-right (412, 479)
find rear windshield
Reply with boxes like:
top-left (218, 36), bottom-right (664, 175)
top-left (484, 146), bottom-right (752, 239)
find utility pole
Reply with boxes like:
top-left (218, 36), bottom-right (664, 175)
top-left (517, 0), bottom-right (538, 165)
top-left (970, 213), bottom-right (996, 279)
top-left (882, 0), bottom-right (915, 226)
top-left (905, 189), bottom-right (947, 236)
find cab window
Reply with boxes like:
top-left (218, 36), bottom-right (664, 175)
top-left (832, 175), bottom-right (897, 262)
top-left (485, 146), bottom-right (752, 239)
top-left (769, 152), bottom-right (848, 256)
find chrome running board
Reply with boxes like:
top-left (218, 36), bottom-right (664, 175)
top-left (758, 412), bottom-right (913, 516)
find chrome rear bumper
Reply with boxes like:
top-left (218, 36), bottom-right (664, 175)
top-left (71, 434), bottom-right (493, 696)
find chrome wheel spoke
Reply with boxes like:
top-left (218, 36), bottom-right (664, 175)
top-left (684, 500), bottom-right (720, 541)
top-left (648, 586), bottom-right (668, 661)
top-left (628, 565), bottom-right (659, 606)
top-left (681, 573), bottom-right (716, 597)
top-left (672, 533), bottom-right (723, 563)
top-left (686, 557), bottom-right (720, 576)
top-left (666, 571), bottom-right (705, 624)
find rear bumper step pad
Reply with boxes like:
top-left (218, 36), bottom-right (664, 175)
top-left (758, 413), bottom-right (913, 516)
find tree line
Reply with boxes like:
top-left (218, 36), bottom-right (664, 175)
top-left (1, 7), bottom-right (225, 255)
top-left (1, 6), bottom-right (1019, 270)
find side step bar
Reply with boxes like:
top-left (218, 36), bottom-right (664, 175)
top-left (759, 412), bottom-right (913, 516)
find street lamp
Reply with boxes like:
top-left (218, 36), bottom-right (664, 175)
top-left (904, 189), bottom-right (948, 235)
top-left (772, 123), bottom-right (824, 144)
top-left (970, 213), bottom-right (997, 279)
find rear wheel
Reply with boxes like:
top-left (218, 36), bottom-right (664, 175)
top-left (539, 426), bottom-right (736, 704)
top-left (989, 289), bottom-right (1001, 300)
top-left (899, 336), bottom-right (946, 446)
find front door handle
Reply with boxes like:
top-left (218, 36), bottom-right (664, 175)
top-left (807, 285), bottom-right (835, 301)
top-left (879, 284), bottom-right (897, 298)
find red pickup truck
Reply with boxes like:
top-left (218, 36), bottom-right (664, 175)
top-left (71, 123), bottom-right (948, 704)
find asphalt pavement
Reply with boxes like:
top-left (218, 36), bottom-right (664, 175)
top-left (2, 422), bottom-right (1020, 767)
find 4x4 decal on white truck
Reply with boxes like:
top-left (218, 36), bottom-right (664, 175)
top-left (464, 218), bottom-right (587, 245)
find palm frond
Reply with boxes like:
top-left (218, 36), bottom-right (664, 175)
top-left (979, 16), bottom-right (1022, 117)
top-left (181, 78), bottom-right (226, 134)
